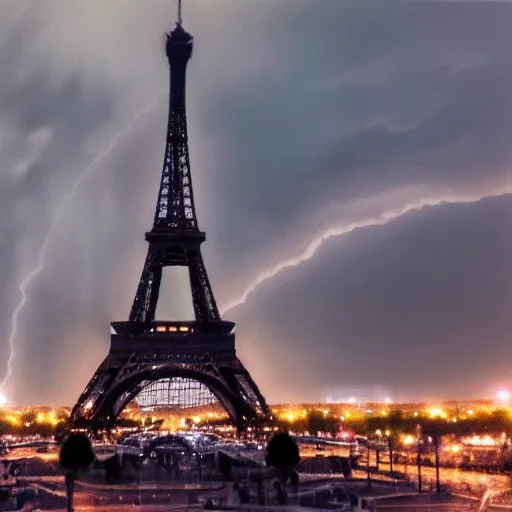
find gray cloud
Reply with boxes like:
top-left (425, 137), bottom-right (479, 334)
top-left (0, 1), bottom-right (510, 405)
top-left (202, 1), bottom-right (512, 295)
top-left (236, 194), bottom-right (512, 403)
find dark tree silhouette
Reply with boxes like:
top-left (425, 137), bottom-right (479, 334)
top-left (104, 454), bottom-right (122, 483)
top-left (0, 418), bottom-right (9, 437)
top-left (59, 433), bottom-right (95, 512)
top-left (421, 419), bottom-right (458, 493)
top-left (367, 411), bottom-right (410, 475)
top-left (304, 411), bottom-right (341, 437)
top-left (265, 432), bottom-right (300, 470)
top-left (266, 432), bottom-right (300, 505)
top-left (307, 411), bottom-right (323, 436)
top-left (54, 422), bottom-right (72, 444)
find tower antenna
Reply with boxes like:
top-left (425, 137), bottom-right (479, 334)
top-left (177, 0), bottom-right (182, 26)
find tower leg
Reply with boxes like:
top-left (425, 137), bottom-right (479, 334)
top-left (187, 250), bottom-right (220, 322)
top-left (129, 250), bottom-right (162, 323)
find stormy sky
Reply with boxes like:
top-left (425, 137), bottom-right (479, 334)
top-left (0, 0), bottom-right (511, 406)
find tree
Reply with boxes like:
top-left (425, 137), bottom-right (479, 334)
top-left (35, 422), bottom-right (55, 439)
top-left (277, 417), bottom-right (308, 435)
top-left (421, 419), bottom-right (456, 493)
top-left (366, 412), bottom-right (415, 475)
top-left (324, 415), bottom-right (341, 437)
top-left (104, 454), bottom-right (122, 483)
top-left (59, 433), bottom-right (95, 512)
top-left (20, 411), bottom-right (37, 436)
top-left (306, 411), bottom-right (340, 437)
top-left (0, 418), bottom-right (9, 437)
top-left (265, 432), bottom-right (301, 504)
top-left (308, 411), bottom-right (326, 436)
top-left (266, 432), bottom-right (300, 471)
top-left (54, 422), bottom-right (72, 444)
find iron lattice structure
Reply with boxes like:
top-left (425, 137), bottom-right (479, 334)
top-left (135, 378), bottom-right (218, 408)
top-left (70, 19), bottom-right (270, 431)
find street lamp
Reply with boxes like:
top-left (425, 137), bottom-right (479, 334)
top-left (366, 441), bottom-right (371, 487)
top-left (387, 433), bottom-right (394, 474)
top-left (416, 424), bottom-right (423, 493)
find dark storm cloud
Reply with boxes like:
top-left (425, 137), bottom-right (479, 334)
top-left (0, 1), bottom-right (510, 404)
top-left (198, 1), bottom-right (512, 295)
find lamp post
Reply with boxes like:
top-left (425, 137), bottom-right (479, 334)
top-left (434, 436), bottom-right (441, 493)
top-left (388, 435), bottom-right (394, 474)
top-left (366, 443), bottom-right (371, 487)
top-left (416, 424), bottom-right (422, 493)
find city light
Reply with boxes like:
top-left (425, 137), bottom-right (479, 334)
top-left (403, 435), bottom-right (415, 445)
top-left (465, 435), bottom-right (497, 447)
top-left (428, 407), bottom-right (448, 419)
top-left (496, 389), bottom-right (510, 403)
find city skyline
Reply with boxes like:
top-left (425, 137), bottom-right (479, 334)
top-left (0, 0), bottom-right (511, 406)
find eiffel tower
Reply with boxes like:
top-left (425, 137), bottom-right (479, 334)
top-left (70, 5), bottom-right (270, 431)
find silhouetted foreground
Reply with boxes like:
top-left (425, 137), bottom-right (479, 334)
top-left (59, 433), bottom-right (95, 512)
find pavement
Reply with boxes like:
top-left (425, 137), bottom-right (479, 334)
top-left (15, 507), bottom-right (201, 512)
top-left (20, 476), bottom-right (224, 493)
top-left (5, 445), bottom-right (512, 511)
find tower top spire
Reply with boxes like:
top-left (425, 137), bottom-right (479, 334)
top-left (166, 0), bottom-right (193, 61)
top-left (177, 0), bottom-right (182, 26)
